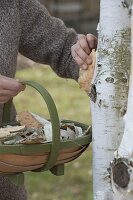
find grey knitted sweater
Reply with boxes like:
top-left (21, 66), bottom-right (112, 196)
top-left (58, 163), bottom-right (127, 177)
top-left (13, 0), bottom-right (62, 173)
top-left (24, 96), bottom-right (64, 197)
top-left (0, 0), bottom-right (79, 199)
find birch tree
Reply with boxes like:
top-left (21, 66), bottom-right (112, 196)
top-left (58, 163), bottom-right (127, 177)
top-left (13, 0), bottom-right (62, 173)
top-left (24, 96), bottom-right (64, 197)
top-left (90, 1), bottom-right (131, 199)
top-left (110, 2), bottom-right (133, 200)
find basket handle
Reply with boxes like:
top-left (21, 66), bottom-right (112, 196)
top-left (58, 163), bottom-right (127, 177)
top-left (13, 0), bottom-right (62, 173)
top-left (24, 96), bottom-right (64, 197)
top-left (2, 81), bottom-right (61, 171)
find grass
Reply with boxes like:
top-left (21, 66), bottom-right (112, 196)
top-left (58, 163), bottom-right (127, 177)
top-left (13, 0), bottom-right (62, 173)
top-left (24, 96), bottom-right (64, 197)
top-left (15, 65), bottom-right (93, 200)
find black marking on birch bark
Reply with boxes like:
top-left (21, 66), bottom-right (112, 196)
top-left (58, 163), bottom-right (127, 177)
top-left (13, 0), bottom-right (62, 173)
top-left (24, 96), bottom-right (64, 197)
top-left (120, 106), bottom-right (127, 117)
top-left (98, 99), bottom-right (102, 108)
top-left (122, 77), bottom-right (128, 84)
top-left (98, 80), bottom-right (101, 84)
top-left (105, 77), bottom-right (114, 83)
top-left (89, 84), bottom-right (97, 103)
top-left (121, 0), bottom-right (132, 16)
top-left (98, 63), bottom-right (102, 68)
top-left (112, 158), bottom-right (130, 188)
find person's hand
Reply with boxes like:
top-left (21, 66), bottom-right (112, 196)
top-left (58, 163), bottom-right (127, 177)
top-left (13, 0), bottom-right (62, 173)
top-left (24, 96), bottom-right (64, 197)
top-left (71, 34), bottom-right (97, 70)
top-left (0, 75), bottom-right (25, 104)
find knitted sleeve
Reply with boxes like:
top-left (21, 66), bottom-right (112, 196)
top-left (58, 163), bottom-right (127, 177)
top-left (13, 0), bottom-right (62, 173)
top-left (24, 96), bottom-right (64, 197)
top-left (19, 0), bottom-right (79, 80)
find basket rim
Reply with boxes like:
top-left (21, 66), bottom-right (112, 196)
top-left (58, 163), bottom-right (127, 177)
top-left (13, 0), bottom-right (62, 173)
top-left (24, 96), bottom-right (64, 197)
top-left (0, 127), bottom-right (92, 155)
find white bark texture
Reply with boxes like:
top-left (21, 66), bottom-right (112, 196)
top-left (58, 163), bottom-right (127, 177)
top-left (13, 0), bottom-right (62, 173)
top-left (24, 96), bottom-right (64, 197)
top-left (110, 3), bottom-right (133, 200)
top-left (118, 2), bottom-right (133, 159)
top-left (91, 0), bottom-right (131, 199)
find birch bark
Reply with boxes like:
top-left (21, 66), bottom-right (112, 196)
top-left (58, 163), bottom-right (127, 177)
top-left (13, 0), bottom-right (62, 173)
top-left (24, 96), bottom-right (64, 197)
top-left (110, 2), bottom-right (133, 200)
top-left (91, 1), bottom-right (131, 199)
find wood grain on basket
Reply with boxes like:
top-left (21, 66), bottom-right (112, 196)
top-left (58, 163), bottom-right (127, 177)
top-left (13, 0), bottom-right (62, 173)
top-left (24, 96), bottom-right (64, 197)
top-left (78, 50), bottom-right (96, 93)
top-left (0, 146), bottom-right (86, 173)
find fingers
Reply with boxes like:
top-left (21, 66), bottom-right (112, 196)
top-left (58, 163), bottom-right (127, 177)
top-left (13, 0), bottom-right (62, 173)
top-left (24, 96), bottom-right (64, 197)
top-left (0, 89), bottom-right (21, 97)
top-left (0, 90), bottom-right (19, 104)
top-left (71, 34), bottom-right (97, 70)
top-left (71, 46), bottom-right (92, 70)
top-left (0, 75), bottom-right (25, 92)
top-left (86, 34), bottom-right (97, 50)
top-left (71, 47), bottom-right (87, 69)
top-left (78, 34), bottom-right (91, 54)
top-left (0, 96), bottom-right (12, 104)
top-left (0, 75), bottom-right (25, 104)
top-left (77, 40), bottom-right (92, 64)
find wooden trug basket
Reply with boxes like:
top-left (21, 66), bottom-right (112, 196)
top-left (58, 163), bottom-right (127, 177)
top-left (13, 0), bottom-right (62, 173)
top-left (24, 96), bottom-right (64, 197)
top-left (0, 81), bottom-right (92, 185)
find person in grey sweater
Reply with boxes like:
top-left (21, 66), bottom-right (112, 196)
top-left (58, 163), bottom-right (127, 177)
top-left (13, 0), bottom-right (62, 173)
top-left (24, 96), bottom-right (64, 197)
top-left (0, 0), bottom-right (97, 199)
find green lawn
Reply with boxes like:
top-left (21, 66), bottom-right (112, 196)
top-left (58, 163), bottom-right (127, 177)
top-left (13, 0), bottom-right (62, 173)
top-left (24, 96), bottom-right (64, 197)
top-left (15, 65), bottom-right (93, 200)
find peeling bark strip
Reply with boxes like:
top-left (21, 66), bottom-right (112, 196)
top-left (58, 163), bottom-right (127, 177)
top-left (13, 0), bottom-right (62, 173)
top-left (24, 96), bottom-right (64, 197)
top-left (91, 0), bottom-right (131, 199)
top-left (78, 50), bottom-right (96, 94)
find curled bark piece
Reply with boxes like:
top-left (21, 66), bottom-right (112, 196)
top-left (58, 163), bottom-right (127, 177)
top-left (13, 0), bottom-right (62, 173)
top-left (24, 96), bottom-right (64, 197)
top-left (17, 111), bottom-right (43, 129)
top-left (78, 50), bottom-right (96, 94)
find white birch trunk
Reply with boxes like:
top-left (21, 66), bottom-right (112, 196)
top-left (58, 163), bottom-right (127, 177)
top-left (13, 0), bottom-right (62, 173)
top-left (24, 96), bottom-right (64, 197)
top-left (110, 2), bottom-right (133, 199)
top-left (91, 1), bottom-right (131, 199)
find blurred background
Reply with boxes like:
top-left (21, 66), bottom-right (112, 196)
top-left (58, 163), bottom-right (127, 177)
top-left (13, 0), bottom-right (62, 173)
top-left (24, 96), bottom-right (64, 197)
top-left (16, 1), bottom-right (99, 199)
top-left (39, 0), bottom-right (99, 34)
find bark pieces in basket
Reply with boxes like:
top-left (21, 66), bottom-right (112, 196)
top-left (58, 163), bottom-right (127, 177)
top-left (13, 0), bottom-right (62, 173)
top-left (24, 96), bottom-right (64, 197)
top-left (0, 111), bottom-right (88, 145)
top-left (0, 126), bottom-right (26, 143)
